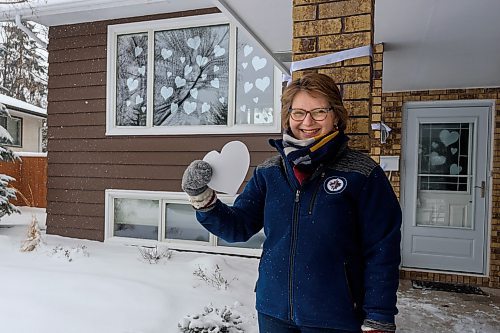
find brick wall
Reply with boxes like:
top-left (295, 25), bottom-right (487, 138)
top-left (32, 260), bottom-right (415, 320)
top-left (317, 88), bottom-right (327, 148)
top-left (292, 0), bottom-right (374, 152)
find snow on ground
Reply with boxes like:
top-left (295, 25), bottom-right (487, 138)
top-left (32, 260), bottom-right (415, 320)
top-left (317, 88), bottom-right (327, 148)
top-left (1, 207), bottom-right (499, 333)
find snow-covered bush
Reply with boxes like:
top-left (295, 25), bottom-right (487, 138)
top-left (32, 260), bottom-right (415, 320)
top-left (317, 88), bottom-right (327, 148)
top-left (193, 264), bottom-right (234, 290)
top-left (137, 245), bottom-right (172, 264)
top-left (49, 245), bottom-right (89, 262)
top-left (178, 304), bottom-right (243, 333)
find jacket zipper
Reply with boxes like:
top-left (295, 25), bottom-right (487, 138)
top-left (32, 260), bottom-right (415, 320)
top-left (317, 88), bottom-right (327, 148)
top-left (343, 261), bottom-right (357, 310)
top-left (308, 172), bottom-right (325, 214)
top-left (288, 189), bottom-right (300, 321)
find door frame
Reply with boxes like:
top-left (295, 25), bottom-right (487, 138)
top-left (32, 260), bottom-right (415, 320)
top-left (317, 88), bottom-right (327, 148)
top-left (401, 99), bottom-right (494, 275)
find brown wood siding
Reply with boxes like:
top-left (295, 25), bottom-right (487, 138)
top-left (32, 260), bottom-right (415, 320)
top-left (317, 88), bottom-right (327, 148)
top-left (46, 8), bottom-right (279, 241)
top-left (0, 157), bottom-right (47, 208)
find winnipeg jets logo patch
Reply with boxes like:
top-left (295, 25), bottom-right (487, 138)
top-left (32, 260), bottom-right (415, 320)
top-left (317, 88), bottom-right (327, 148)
top-left (324, 176), bottom-right (347, 194)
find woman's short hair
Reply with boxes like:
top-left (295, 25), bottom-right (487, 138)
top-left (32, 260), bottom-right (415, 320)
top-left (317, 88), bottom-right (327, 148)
top-left (281, 73), bottom-right (348, 132)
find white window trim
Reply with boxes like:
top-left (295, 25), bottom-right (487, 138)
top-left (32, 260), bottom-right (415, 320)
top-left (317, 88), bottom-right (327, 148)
top-left (105, 189), bottom-right (262, 257)
top-left (106, 13), bottom-right (282, 136)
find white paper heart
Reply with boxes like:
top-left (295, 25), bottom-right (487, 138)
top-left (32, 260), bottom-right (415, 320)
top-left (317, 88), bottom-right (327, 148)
top-left (161, 86), bottom-right (173, 100)
top-left (252, 56), bottom-right (267, 71)
top-left (451, 147), bottom-right (458, 155)
top-left (203, 141), bottom-right (250, 195)
top-left (201, 102), bottom-right (211, 113)
top-left (449, 163), bottom-right (462, 175)
top-left (126, 78), bottom-right (139, 91)
top-left (244, 82), bottom-right (253, 93)
top-left (175, 76), bottom-right (186, 88)
top-left (167, 71), bottom-right (172, 78)
top-left (242, 62), bottom-right (248, 69)
top-left (171, 102), bottom-right (178, 114)
top-left (201, 73), bottom-right (207, 80)
top-left (431, 142), bottom-right (439, 149)
top-left (190, 88), bottom-right (198, 99)
top-left (219, 97), bottom-right (225, 104)
top-left (183, 101), bottom-right (197, 115)
top-left (134, 46), bottom-right (143, 57)
top-left (187, 36), bottom-right (201, 50)
top-left (429, 152), bottom-right (446, 166)
top-left (240, 105), bottom-right (247, 112)
top-left (196, 55), bottom-right (208, 67)
top-left (214, 45), bottom-right (225, 57)
top-left (243, 45), bottom-right (253, 57)
top-left (141, 106), bottom-right (146, 112)
top-left (213, 65), bottom-right (220, 72)
top-left (184, 64), bottom-right (193, 76)
top-left (138, 66), bottom-right (146, 76)
top-left (439, 130), bottom-right (459, 147)
top-left (210, 78), bottom-right (220, 88)
top-left (135, 95), bottom-right (143, 105)
top-left (180, 57), bottom-right (186, 63)
top-left (255, 76), bottom-right (270, 92)
top-left (253, 97), bottom-right (259, 103)
top-left (161, 48), bottom-right (172, 59)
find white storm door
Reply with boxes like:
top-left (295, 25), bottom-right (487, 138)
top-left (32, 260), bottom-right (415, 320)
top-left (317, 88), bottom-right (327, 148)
top-left (402, 102), bottom-right (491, 274)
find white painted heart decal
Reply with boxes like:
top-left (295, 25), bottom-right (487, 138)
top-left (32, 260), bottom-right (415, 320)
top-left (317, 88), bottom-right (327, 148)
top-left (203, 141), bottom-right (250, 195)
top-left (161, 48), bottom-right (172, 60)
top-left (183, 101), bottom-right (197, 115)
top-left (243, 45), bottom-right (253, 57)
top-left (255, 76), bottom-right (270, 92)
top-left (126, 100), bottom-right (131, 107)
top-left (190, 88), bottom-right (198, 99)
top-left (134, 46), bottom-right (143, 57)
top-left (126, 78), bottom-right (139, 91)
top-left (210, 78), bottom-right (220, 89)
top-left (244, 82), bottom-right (253, 93)
top-left (201, 73), bottom-right (207, 80)
top-left (240, 105), bottom-right (247, 112)
top-left (449, 163), bottom-right (462, 175)
top-left (175, 76), bottom-right (186, 88)
top-left (184, 64), bottom-right (193, 76)
top-left (219, 97), bottom-right (225, 104)
top-left (161, 86), bottom-right (173, 100)
top-left (171, 102), bottom-right (178, 114)
top-left (439, 130), bottom-right (459, 147)
top-left (242, 62), bottom-right (248, 69)
top-left (253, 97), bottom-right (259, 103)
top-left (196, 55), bottom-right (208, 67)
top-left (252, 56), bottom-right (267, 71)
top-left (429, 152), bottom-right (446, 166)
top-left (167, 71), bottom-right (172, 78)
top-left (213, 65), bottom-right (220, 72)
top-left (431, 142), bottom-right (439, 149)
top-left (138, 66), bottom-right (146, 76)
top-left (180, 57), bottom-right (186, 63)
top-left (187, 36), bottom-right (201, 50)
top-left (451, 147), bottom-right (458, 155)
top-left (201, 102), bottom-right (211, 113)
top-left (214, 45), bottom-right (225, 57)
top-left (135, 95), bottom-right (143, 105)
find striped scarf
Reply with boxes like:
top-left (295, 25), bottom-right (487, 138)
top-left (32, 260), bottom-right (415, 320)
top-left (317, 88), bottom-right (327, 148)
top-left (282, 130), bottom-right (348, 173)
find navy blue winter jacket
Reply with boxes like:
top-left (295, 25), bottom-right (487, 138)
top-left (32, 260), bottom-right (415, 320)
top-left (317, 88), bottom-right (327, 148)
top-left (196, 140), bottom-right (402, 331)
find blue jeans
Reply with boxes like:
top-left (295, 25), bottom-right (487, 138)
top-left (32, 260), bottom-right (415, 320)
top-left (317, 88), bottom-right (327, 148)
top-left (258, 313), bottom-right (361, 333)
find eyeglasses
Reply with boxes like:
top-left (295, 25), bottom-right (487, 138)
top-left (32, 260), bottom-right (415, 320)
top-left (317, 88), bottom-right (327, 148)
top-left (288, 108), bottom-right (332, 121)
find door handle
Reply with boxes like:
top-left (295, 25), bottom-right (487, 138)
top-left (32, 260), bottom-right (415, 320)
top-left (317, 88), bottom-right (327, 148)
top-left (474, 181), bottom-right (485, 198)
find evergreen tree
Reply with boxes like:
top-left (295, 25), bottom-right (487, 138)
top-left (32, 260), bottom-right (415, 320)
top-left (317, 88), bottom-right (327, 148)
top-left (0, 102), bottom-right (19, 219)
top-left (0, 20), bottom-right (48, 107)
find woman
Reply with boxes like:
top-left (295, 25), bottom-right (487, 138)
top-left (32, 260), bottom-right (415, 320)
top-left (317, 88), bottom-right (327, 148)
top-left (182, 73), bottom-right (401, 333)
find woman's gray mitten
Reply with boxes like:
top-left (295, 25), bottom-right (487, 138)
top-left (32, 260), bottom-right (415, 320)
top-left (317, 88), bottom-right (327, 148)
top-left (182, 160), bottom-right (213, 196)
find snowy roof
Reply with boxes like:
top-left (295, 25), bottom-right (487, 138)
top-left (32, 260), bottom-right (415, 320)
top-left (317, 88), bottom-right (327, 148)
top-left (0, 94), bottom-right (47, 118)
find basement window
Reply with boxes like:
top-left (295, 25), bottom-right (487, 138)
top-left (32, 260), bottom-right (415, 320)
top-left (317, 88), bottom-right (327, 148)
top-left (106, 13), bottom-right (283, 136)
top-left (106, 190), bottom-right (264, 256)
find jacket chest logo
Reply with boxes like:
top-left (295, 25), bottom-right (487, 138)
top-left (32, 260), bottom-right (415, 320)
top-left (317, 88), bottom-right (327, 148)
top-left (324, 176), bottom-right (347, 194)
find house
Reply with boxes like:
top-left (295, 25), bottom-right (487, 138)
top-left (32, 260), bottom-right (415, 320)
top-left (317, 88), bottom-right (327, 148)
top-left (1, 0), bottom-right (498, 289)
top-left (0, 94), bottom-right (46, 153)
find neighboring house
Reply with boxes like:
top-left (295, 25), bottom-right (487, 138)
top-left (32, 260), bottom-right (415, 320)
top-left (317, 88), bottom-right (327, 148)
top-left (0, 94), bottom-right (46, 153)
top-left (1, 0), bottom-right (499, 289)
